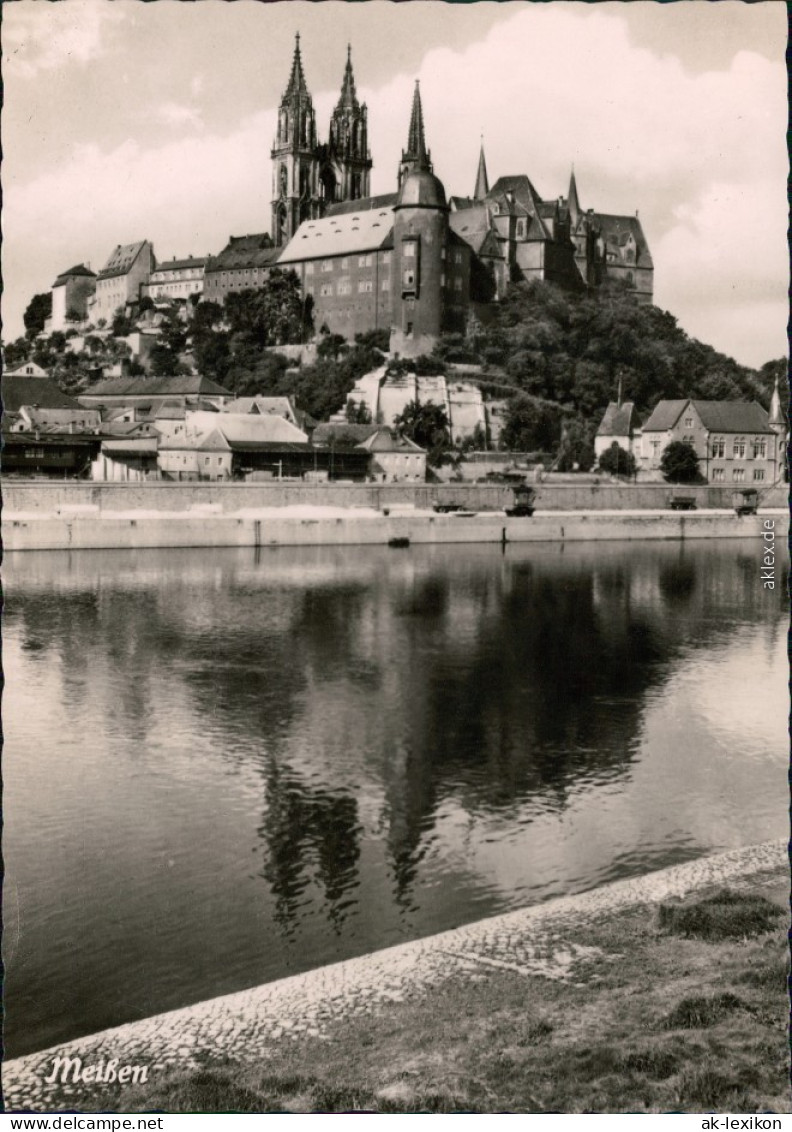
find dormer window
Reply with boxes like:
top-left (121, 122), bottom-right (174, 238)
top-left (516, 220), bottom-right (525, 238)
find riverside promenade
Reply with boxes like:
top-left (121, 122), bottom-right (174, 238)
top-left (4, 480), bottom-right (786, 552)
top-left (3, 839), bottom-right (786, 1112)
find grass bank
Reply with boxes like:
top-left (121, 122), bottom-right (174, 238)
top-left (91, 872), bottom-right (790, 1115)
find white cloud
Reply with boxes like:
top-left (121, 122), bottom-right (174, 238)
top-left (3, 0), bottom-right (125, 79)
top-left (155, 103), bottom-right (205, 131)
top-left (2, 110), bottom-right (276, 332)
top-left (654, 180), bottom-right (788, 364)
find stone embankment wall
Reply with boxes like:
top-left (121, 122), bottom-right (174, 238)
top-left (4, 507), bottom-right (786, 552)
top-left (3, 479), bottom-right (788, 514)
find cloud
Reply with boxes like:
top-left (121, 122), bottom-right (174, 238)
top-left (3, 0), bottom-right (126, 79)
top-left (654, 179), bottom-right (788, 363)
top-left (155, 103), bottom-right (205, 131)
top-left (2, 110), bottom-right (276, 334)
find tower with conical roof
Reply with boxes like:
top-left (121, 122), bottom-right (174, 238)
top-left (271, 34), bottom-right (322, 246)
top-left (322, 46), bottom-right (372, 204)
top-left (391, 83), bottom-right (455, 357)
top-left (474, 141), bottom-right (489, 200)
top-left (398, 82), bottom-right (433, 188)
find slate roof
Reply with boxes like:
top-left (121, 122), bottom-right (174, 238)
top-left (205, 234), bottom-right (278, 273)
top-left (177, 427), bottom-right (312, 454)
top-left (489, 175), bottom-right (544, 213)
top-left (642, 399), bottom-right (773, 434)
top-left (449, 204), bottom-right (496, 255)
top-left (277, 208), bottom-right (394, 263)
top-left (640, 400), bottom-right (688, 432)
top-left (596, 401), bottom-right (638, 438)
top-left (2, 376), bottom-right (82, 413)
top-left (97, 241), bottom-right (150, 281)
top-left (325, 193), bottom-right (398, 217)
top-left (79, 375), bottom-right (232, 399)
top-left (692, 400), bottom-right (772, 433)
top-left (224, 396), bottom-right (297, 420)
top-left (592, 213), bottom-right (653, 268)
top-left (53, 263), bottom-right (96, 287)
top-left (211, 415), bottom-right (308, 445)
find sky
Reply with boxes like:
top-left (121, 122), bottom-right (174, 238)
top-left (2, 0), bottom-right (787, 368)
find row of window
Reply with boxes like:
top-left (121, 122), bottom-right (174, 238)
top-left (710, 436), bottom-right (766, 458)
top-left (310, 280), bottom-right (384, 297)
top-left (657, 435), bottom-right (770, 460)
top-left (164, 455), bottom-right (227, 467)
top-left (302, 249), bottom-right (464, 274)
top-left (308, 253), bottom-right (385, 274)
top-left (213, 268), bottom-right (268, 280)
top-left (711, 468), bottom-right (765, 482)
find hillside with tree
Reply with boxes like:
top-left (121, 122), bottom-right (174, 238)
top-left (4, 276), bottom-right (785, 469)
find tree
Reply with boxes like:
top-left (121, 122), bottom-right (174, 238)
top-left (3, 337), bottom-right (31, 368)
top-left (317, 333), bottom-right (348, 361)
top-left (598, 442), bottom-right (636, 478)
top-left (500, 393), bottom-right (561, 452)
top-left (556, 416), bottom-right (596, 472)
top-left (111, 310), bottom-right (134, 337)
top-left (393, 400), bottom-right (451, 466)
top-left (23, 293), bottom-right (53, 339)
top-left (224, 270), bottom-right (311, 347)
top-left (345, 398), bottom-right (372, 424)
top-left (660, 440), bottom-right (700, 484)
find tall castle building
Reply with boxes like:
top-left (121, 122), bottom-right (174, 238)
top-left (213, 36), bottom-right (654, 352)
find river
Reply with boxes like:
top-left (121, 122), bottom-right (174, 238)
top-left (2, 539), bottom-right (787, 1057)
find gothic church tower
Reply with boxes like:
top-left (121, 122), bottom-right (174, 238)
top-left (321, 47), bottom-right (372, 205)
top-left (271, 34), bottom-right (322, 247)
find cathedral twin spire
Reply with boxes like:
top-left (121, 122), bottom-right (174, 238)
top-left (271, 35), bottom-right (371, 244)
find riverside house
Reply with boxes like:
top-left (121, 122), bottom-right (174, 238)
top-left (639, 397), bottom-right (784, 485)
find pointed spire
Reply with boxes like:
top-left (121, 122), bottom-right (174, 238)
top-left (284, 32), bottom-right (309, 99)
top-left (769, 373), bottom-right (785, 427)
top-left (568, 166), bottom-right (581, 225)
top-left (474, 138), bottom-right (489, 200)
top-left (407, 81), bottom-right (429, 167)
top-left (337, 43), bottom-right (359, 108)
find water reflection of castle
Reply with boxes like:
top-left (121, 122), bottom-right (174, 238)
top-left (12, 541), bottom-right (784, 934)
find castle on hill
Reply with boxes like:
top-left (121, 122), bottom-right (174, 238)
top-left (253, 35), bottom-right (653, 354)
top-left (53, 35), bottom-right (654, 358)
